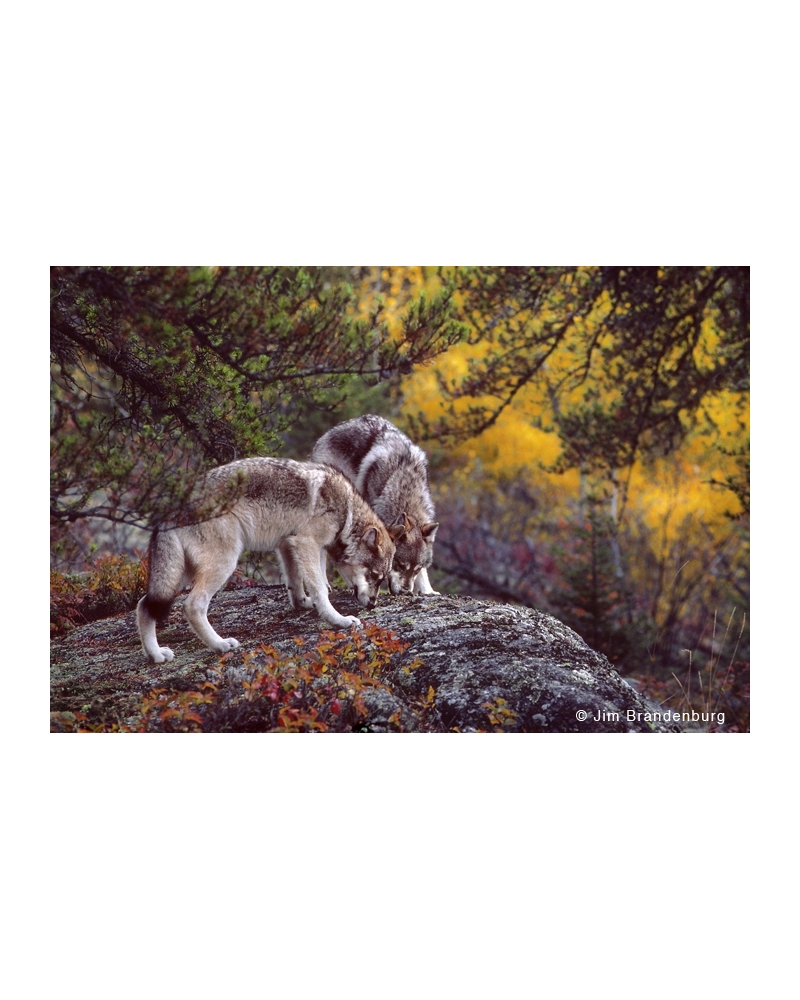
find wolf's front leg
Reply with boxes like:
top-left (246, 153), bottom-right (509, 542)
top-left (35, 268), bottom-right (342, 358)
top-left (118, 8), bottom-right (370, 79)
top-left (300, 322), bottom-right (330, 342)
top-left (290, 538), bottom-right (361, 629)
top-left (413, 568), bottom-right (440, 596)
top-left (319, 548), bottom-right (332, 592)
top-left (312, 591), bottom-right (363, 630)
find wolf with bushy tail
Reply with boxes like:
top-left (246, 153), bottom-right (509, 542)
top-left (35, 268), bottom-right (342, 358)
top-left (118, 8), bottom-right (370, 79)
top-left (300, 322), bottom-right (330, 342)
top-left (136, 457), bottom-right (403, 663)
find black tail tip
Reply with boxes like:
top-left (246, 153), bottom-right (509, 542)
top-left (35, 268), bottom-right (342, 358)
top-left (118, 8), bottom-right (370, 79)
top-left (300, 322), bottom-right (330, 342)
top-left (142, 595), bottom-right (174, 624)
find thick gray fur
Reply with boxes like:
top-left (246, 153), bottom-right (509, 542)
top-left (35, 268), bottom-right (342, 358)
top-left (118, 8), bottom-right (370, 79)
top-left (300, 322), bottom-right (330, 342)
top-left (136, 457), bottom-right (401, 663)
top-left (311, 414), bottom-right (440, 595)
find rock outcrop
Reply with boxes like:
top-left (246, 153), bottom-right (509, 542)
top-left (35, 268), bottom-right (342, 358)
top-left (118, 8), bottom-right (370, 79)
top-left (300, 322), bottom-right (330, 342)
top-left (50, 584), bottom-right (680, 733)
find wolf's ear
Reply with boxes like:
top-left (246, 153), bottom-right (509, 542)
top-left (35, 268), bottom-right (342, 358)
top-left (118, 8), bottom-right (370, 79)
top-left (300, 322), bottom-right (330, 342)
top-left (421, 521), bottom-right (439, 541)
top-left (361, 526), bottom-right (381, 552)
top-left (387, 522), bottom-right (406, 543)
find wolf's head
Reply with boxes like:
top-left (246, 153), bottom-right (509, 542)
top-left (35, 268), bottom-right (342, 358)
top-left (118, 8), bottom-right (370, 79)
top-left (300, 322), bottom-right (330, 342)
top-left (387, 513), bottom-right (439, 595)
top-left (334, 523), bottom-right (404, 609)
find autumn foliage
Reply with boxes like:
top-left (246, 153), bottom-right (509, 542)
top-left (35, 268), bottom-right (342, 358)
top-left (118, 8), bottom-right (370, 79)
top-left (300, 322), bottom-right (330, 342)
top-left (54, 624), bottom-right (427, 733)
top-left (51, 266), bottom-right (749, 731)
top-left (51, 553), bottom-right (147, 636)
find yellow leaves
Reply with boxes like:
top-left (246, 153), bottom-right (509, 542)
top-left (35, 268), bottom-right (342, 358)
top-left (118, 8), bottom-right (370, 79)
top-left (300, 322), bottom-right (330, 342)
top-left (415, 370), bottom-right (745, 547)
top-left (402, 338), bottom-right (517, 431)
top-left (701, 390), bottom-right (750, 440)
top-left (619, 436), bottom-right (746, 551)
top-left (695, 313), bottom-right (721, 368)
top-left (351, 266), bottom-right (443, 338)
top-left (482, 696), bottom-right (519, 731)
top-left (416, 685), bottom-right (436, 717)
top-left (400, 291), bottom-right (747, 547)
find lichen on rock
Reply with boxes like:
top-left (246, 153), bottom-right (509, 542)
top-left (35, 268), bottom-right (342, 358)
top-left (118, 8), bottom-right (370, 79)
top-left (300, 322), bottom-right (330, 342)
top-left (50, 585), bottom-right (680, 733)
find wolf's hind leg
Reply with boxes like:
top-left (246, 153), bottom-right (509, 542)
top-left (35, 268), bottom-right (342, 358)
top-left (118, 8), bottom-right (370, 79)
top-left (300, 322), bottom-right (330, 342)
top-left (138, 530), bottom-right (186, 662)
top-left (183, 551), bottom-right (241, 654)
top-left (137, 596), bottom-right (176, 663)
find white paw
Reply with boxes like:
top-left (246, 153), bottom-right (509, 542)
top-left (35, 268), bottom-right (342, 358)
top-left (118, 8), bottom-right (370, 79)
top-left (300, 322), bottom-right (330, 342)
top-left (338, 615), bottom-right (362, 630)
top-left (214, 637), bottom-right (240, 653)
top-left (152, 647), bottom-right (175, 664)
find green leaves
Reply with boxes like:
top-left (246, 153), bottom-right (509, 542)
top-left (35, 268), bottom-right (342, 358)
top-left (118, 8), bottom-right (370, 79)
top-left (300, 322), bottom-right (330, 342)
top-left (50, 266), bottom-right (463, 540)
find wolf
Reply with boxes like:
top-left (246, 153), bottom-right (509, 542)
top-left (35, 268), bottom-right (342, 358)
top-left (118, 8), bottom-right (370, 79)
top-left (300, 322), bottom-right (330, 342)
top-left (136, 457), bottom-right (402, 663)
top-left (311, 414), bottom-right (439, 595)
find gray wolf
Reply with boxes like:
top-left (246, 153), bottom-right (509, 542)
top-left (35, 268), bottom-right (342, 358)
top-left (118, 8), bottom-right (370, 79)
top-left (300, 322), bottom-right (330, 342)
top-left (136, 457), bottom-right (402, 663)
top-left (311, 414), bottom-right (439, 595)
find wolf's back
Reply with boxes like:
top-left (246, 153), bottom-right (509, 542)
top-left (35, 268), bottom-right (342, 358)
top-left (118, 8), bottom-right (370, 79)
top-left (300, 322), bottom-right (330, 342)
top-left (311, 413), bottom-right (435, 523)
top-left (310, 414), bottom-right (392, 482)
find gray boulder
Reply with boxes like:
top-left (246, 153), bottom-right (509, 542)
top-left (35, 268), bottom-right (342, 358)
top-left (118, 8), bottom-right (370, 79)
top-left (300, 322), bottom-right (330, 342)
top-left (50, 585), bottom-right (679, 733)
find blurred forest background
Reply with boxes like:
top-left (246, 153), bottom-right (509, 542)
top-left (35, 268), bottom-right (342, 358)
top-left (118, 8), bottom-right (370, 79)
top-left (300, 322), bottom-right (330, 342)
top-left (51, 266), bottom-right (750, 728)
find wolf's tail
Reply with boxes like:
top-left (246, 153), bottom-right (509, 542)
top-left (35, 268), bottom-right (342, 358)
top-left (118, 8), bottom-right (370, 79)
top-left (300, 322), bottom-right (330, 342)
top-left (140, 529), bottom-right (186, 623)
